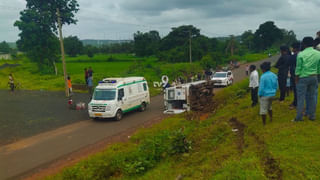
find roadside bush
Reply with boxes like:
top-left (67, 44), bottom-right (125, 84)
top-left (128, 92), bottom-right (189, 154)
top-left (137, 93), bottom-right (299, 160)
top-left (55, 128), bottom-right (193, 178)
top-left (170, 128), bottom-right (192, 155)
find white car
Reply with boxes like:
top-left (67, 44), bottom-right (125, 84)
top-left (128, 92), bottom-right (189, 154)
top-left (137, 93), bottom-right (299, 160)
top-left (211, 71), bottom-right (234, 87)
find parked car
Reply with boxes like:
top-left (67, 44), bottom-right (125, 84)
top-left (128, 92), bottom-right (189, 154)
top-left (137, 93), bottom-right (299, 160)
top-left (211, 71), bottom-right (234, 87)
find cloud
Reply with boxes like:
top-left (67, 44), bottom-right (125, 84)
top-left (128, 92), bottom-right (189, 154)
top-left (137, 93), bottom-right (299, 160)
top-left (118, 0), bottom-right (286, 17)
top-left (0, 0), bottom-right (319, 41)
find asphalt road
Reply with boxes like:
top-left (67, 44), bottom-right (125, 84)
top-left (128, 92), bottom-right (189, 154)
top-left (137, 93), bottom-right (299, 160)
top-left (0, 55), bottom-right (279, 180)
top-left (0, 90), bottom-right (89, 146)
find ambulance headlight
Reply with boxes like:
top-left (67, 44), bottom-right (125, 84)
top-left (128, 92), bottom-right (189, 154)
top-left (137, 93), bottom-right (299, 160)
top-left (105, 106), bottom-right (111, 111)
top-left (88, 105), bottom-right (92, 110)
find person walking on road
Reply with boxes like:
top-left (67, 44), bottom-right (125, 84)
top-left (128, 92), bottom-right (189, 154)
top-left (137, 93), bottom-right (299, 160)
top-left (293, 37), bottom-right (320, 122)
top-left (249, 65), bottom-right (259, 107)
top-left (258, 62), bottom-right (278, 126)
top-left (245, 65), bottom-right (249, 76)
top-left (67, 76), bottom-right (72, 96)
top-left (275, 45), bottom-right (290, 102)
top-left (289, 42), bottom-right (300, 108)
top-left (8, 73), bottom-right (15, 92)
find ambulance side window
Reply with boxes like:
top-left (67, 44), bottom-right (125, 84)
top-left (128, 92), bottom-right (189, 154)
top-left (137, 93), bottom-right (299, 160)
top-left (118, 88), bottom-right (124, 100)
top-left (143, 83), bottom-right (147, 91)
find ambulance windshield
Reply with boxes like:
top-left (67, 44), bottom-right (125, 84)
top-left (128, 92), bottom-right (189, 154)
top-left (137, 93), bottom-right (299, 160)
top-left (93, 89), bottom-right (116, 100)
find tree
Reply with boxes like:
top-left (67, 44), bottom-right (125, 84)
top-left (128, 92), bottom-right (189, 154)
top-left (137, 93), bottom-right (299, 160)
top-left (280, 29), bottom-right (297, 46)
top-left (253, 21), bottom-right (283, 50)
top-left (241, 30), bottom-right (254, 50)
top-left (160, 25), bottom-right (200, 51)
top-left (14, 0), bottom-right (79, 73)
top-left (134, 30), bottom-right (160, 56)
top-left (200, 54), bottom-right (214, 70)
top-left (0, 41), bottom-right (11, 54)
top-left (64, 36), bottom-right (83, 57)
top-left (158, 25), bottom-right (211, 62)
top-left (84, 45), bottom-right (97, 58)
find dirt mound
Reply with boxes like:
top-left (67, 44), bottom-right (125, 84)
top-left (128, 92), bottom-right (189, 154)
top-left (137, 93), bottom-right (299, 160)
top-left (189, 81), bottom-right (215, 112)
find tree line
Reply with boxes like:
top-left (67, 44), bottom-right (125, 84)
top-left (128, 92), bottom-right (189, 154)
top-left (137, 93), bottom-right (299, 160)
top-left (133, 21), bottom-right (297, 65)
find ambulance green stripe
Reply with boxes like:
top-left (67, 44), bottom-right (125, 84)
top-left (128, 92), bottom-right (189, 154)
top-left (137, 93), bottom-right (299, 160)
top-left (123, 105), bottom-right (141, 113)
top-left (117, 80), bottom-right (146, 88)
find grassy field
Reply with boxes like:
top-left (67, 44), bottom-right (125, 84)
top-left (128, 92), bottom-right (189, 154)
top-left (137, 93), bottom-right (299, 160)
top-left (0, 52), bottom-right (269, 96)
top-left (64, 54), bottom-right (157, 62)
top-left (47, 77), bottom-right (320, 180)
top-left (0, 54), bottom-right (205, 96)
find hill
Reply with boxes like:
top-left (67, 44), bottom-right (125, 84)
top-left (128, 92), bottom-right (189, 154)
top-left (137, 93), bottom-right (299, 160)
top-left (81, 39), bottom-right (132, 47)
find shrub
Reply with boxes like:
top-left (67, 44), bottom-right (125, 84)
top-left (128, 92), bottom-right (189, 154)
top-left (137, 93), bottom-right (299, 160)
top-left (170, 128), bottom-right (192, 155)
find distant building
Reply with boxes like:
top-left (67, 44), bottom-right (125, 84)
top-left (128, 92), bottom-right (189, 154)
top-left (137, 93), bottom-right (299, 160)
top-left (0, 54), bottom-right (11, 60)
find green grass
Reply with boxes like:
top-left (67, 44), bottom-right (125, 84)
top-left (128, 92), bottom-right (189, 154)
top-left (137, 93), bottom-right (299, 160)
top-left (0, 54), bottom-right (202, 96)
top-left (46, 77), bottom-right (320, 179)
top-left (242, 53), bottom-right (268, 62)
top-left (0, 52), bottom-right (270, 96)
top-left (65, 54), bottom-right (157, 63)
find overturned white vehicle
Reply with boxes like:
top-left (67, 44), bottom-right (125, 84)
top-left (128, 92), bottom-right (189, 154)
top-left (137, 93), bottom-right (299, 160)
top-left (163, 80), bottom-right (214, 114)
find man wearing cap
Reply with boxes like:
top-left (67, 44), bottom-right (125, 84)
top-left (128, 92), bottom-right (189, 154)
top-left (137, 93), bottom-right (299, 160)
top-left (293, 37), bottom-right (320, 122)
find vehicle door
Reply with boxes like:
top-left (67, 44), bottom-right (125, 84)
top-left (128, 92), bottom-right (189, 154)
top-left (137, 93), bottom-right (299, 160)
top-left (117, 88), bottom-right (130, 111)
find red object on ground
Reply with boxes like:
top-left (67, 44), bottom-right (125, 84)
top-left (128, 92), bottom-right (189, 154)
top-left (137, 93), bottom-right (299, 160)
top-left (68, 99), bottom-right (73, 105)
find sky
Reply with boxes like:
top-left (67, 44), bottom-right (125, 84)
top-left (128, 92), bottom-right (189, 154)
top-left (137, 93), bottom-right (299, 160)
top-left (0, 0), bottom-right (319, 42)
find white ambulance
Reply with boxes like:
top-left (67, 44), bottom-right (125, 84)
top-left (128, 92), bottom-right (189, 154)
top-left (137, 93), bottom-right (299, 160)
top-left (88, 77), bottom-right (150, 120)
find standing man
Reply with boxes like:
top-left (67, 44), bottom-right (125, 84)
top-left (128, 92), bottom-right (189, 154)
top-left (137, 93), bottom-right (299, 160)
top-left (88, 67), bottom-right (93, 78)
top-left (258, 62), bottom-right (278, 126)
top-left (84, 68), bottom-right (88, 85)
top-left (87, 76), bottom-right (93, 99)
top-left (289, 42), bottom-right (301, 108)
top-left (293, 37), bottom-right (320, 122)
top-left (205, 69), bottom-right (212, 81)
top-left (249, 65), bottom-right (259, 107)
top-left (275, 45), bottom-right (290, 102)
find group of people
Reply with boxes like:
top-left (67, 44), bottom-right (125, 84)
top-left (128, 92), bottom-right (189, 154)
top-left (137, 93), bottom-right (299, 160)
top-left (249, 32), bottom-right (320, 125)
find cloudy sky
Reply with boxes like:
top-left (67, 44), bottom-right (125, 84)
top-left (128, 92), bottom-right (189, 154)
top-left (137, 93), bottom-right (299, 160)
top-left (0, 0), bottom-right (319, 42)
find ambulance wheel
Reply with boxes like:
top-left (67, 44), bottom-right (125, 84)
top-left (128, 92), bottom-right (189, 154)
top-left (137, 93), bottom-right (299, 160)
top-left (115, 110), bottom-right (123, 121)
top-left (139, 102), bottom-right (147, 112)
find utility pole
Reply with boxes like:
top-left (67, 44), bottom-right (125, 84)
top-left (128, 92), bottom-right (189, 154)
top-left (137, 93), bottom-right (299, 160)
top-left (57, 8), bottom-right (69, 97)
top-left (189, 31), bottom-right (192, 63)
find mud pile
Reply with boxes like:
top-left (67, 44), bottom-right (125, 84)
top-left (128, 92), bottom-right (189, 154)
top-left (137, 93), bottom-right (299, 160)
top-left (189, 81), bottom-right (215, 112)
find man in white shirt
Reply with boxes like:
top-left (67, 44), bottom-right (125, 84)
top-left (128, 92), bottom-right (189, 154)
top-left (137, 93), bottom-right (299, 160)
top-left (249, 65), bottom-right (259, 107)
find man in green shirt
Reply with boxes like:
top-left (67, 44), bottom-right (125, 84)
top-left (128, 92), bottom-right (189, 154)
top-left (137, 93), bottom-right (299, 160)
top-left (294, 37), bottom-right (320, 121)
